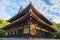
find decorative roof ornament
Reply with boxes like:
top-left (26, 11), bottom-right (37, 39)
top-left (18, 6), bottom-right (22, 14)
top-left (30, 1), bottom-right (31, 4)
top-left (20, 6), bottom-right (22, 10)
top-left (29, 0), bottom-right (32, 4)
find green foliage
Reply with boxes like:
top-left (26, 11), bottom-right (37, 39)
top-left (0, 29), bottom-right (6, 37)
top-left (52, 22), bottom-right (58, 30)
top-left (51, 22), bottom-right (60, 38)
top-left (0, 18), bottom-right (10, 28)
top-left (55, 24), bottom-right (60, 39)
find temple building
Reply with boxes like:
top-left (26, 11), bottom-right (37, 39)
top-left (2, 3), bottom-right (57, 38)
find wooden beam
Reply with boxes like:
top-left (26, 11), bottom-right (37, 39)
top-left (30, 9), bottom-right (57, 32)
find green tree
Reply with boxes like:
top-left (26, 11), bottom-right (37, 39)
top-left (52, 22), bottom-right (58, 30)
top-left (49, 18), bottom-right (58, 30)
top-left (0, 29), bottom-right (6, 37)
top-left (55, 24), bottom-right (60, 39)
top-left (0, 18), bottom-right (10, 37)
top-left (0, 18), bottom-right (10, 28)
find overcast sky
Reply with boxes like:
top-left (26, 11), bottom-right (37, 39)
top-left (0, 0), bottom-right (60, 23)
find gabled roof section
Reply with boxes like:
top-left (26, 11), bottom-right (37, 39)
top-left (8, 3), bottom-right (52, 25)
top-left (2, 10), bottom-right (57, 32)
top-left (8, 3), bottom-right (30, 22)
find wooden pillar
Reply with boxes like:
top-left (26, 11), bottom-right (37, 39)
top-left (14, 30), bottom-right (16, 37)
top-left (45, 32), bottom-right (48, 38)
top-left (47, 32), bottom-right (50, 38)
top-left (16, 29), bottom-right (18, 37)
top-left (43, 31), bottom-right (45, 38)
top-left (28, 20), bottom-right (30, 38)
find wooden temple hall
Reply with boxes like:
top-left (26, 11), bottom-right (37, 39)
top-left (2, 3), bottom-right (57, 38)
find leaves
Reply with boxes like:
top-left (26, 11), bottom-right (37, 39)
top-left (0, 29), bottom-right (6, 37)
top-left (0, 18), bottom-right (10, 28)
top-left (52, 22), bottom-right (58, 30)
top-left (55, 23), bottom-right (60, 39)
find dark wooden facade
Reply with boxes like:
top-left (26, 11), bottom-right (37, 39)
top-left (2, 3), bottom-right (57, 38)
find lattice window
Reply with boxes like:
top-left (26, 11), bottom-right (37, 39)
top-left (23, 26), bottom-right (29, 34)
